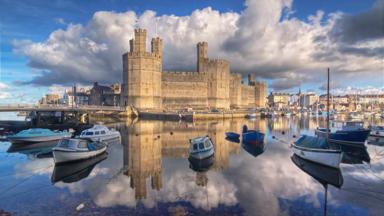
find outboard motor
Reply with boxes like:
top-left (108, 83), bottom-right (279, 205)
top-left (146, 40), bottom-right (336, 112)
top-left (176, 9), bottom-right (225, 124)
top-left (242, 125), bottom-right (248, 133)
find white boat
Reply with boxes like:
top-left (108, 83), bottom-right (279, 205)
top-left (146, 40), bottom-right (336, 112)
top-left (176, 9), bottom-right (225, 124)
top-left (369, 126), bottom-right (384, 137)
top-left (79, 125), bottom-right (120, 141)
top-left (7, 128), bottom-right (71, 144)
top-left (292, 135), bottom-right (343, 168)
top-left (348, 112), bottom-right (363, 120)
top-left (189, 136), bottom-right (214, 160)
top-left (52, 138), bottom-right (107, 164)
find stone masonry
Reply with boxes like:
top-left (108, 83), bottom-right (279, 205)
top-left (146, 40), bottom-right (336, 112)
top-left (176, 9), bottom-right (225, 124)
top-left (121, 28), bottom-right (267, 110)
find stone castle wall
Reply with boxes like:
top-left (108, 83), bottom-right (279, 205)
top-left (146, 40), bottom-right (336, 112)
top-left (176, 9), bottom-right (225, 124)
top-left (121, 28), bottom-right (267, 110)
top-left (162, 71), bottom-right (208, 109)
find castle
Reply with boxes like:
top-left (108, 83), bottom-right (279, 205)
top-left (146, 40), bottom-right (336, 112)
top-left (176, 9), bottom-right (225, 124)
top-left (121, 29), bottom-right (267, 110)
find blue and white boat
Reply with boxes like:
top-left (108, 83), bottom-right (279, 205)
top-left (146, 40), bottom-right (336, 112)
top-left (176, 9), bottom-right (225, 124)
top-left (315, 121), bottom-right (370, 145)
top-left (52, 138), bottom-right (107, 164)
top-left (225, 132), bottom-right (240, 140)
top-left (292, 135), bottom-right (343, 168)
top-left (189, 136), bottom-right (214, 160)
top-left (7, 128), bottom-right (71, 144)
top-left (242, 125), bottom-right (265, 145)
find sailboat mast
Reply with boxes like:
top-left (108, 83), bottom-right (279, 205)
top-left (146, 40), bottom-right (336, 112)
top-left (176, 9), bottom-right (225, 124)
top-left (326, 68), bottom-right (330, 143)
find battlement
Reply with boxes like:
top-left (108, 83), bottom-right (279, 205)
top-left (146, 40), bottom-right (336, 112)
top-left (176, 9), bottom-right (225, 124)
top-left (134, 28), bottom-right (147, 33)
top-left (206, 58), bottom-right (229, 66)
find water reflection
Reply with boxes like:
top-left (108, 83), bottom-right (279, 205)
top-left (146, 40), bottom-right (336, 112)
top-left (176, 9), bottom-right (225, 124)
top-left (7, 140), bottom-right (57, 157)
top-left (51, 152), bottom-right (107, 183)
top-left (0, 116), bottom-right (383, 215)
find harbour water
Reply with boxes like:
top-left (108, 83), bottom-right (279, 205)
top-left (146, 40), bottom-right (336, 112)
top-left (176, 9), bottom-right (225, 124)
top-left (0, 115), bottom-right (383, 215)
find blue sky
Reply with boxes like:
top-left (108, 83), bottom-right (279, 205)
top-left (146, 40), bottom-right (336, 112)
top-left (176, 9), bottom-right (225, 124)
top-left (0, 0), bottom-right (382, 104)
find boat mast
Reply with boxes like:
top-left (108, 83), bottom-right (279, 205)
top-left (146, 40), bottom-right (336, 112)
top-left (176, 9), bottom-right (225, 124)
top-left (326, 68), bottom-right (330, 143)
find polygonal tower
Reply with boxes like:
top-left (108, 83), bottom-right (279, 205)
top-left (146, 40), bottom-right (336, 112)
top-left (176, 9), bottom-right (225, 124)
top-left (121, 29), bottom-right (162, 110)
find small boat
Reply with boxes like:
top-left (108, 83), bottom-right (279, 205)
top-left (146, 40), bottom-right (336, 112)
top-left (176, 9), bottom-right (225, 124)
top-left (52, 138), bottom-right (107, 164)
top-left (292, 135), bottom-right (343, 168)
top-left (225, 132), bottom-right (240, 140)
top-left (242, 125), bottom-right (264, 145)
top-left (7, 128), bottom-right (71, 144)
top-left (51, 152), bottom-right (107, 183)
top-left (245, 113), bottom-right (257, 119)
top-left (348, 112), bottom-right (363, 120)
top-left (79, 125), bottom-right (120, 141)
top-left (315, 121), bottom-right (370, 145)
top-left (189, 136), bottom-right (214, 160)
top-left (369, 125), bottom-right (384, 137)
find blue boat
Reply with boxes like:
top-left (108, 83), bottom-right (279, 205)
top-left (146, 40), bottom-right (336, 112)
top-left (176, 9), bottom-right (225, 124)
top-left (315, 121), bottom-right (370, 146)
top-left (242, 125), bottom-right (265, 145)
top-left (7, 128), bottom-right (72, 144)
top-left (225, 132), bottom-right (240, 140)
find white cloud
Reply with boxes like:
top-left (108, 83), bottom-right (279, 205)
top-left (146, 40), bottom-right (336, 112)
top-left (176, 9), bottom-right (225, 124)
top-left (12, 0), bottom-right (384, 90)
top-left (0, 82), bottom-right (11, 99)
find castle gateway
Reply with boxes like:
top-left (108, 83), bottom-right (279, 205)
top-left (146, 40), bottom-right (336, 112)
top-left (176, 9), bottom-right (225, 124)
top-left (121, 29), bottom-right (266, 110)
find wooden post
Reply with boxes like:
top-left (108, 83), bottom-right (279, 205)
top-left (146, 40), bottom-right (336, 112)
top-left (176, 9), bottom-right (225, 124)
top-left (326, 68), bottom-right (330, 143)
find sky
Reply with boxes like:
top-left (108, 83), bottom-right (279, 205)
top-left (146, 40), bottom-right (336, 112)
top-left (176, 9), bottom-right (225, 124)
top-left (0, 0), bottom-right (383, 104)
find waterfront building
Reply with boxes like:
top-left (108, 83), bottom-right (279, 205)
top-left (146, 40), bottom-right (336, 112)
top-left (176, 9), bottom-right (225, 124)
top-left (120, 29), bottom-right (267, 111)
top-left (39, 94), bottom-right (60, 105)
top-left (89, 82), bottom-right (120, 106)
top-left (299, 93), bottom-right (319, 109)
top-left (268, 92), bottom-right (291, 109)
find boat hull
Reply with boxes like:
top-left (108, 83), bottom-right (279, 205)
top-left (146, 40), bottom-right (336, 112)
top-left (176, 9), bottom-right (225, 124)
top-left (225, 132), bottom-right (240, 140)
top-left (292, 145), bottom-right (343, 168)
top-left (8, 134), bottom-right (71, 144)
top-left (53, 146), bottom-right (107, 164)
top-left (189, 148), bottom-right (214, 160)
top-left (242, 130), bottom-right (265, 145)
top-left (370, 130), bottom-right (384, 138)
top-left (80, 132), bottom-right (120, 142)
top-left (315, 129), bottom-right (370, 145)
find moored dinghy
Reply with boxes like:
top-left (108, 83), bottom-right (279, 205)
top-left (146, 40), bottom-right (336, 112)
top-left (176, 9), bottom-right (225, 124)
top-left (292, 135), bottom-right (343, 168)
top-left (52, 138), bottom-right (107, 164)
top-left (189, 136), bottom-right (214, 160)
top-left (242, 125), bottom-right (265, 145)
top-left (225, 132), bottom-right (240, 140)
top-left (7, 128), bottom-right (71, 144)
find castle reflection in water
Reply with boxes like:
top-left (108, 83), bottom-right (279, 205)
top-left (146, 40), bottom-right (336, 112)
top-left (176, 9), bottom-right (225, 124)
top-left (111, 116), bottom-right (330, 201)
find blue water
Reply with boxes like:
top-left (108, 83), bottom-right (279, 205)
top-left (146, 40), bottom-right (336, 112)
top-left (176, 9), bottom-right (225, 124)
top-left (0, 116), bottom-right (383, 215)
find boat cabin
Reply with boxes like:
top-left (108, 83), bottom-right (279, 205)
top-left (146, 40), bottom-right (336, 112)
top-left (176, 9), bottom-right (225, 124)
top-left (80, 125), bottom-right (109, 137)
top-left (190, 136), bottom-right (213, 154)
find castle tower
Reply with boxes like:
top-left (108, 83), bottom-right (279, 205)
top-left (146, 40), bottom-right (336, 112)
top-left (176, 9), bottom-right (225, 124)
top-left (197, 42), bottom-right (208, 72)
top-left (255, 80), bottom-right (267, 108)
top-left (121, 29), bottom-right (162, 109)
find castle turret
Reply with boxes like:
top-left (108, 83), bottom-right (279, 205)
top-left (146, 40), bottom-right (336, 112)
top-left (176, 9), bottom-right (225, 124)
top-left (197, 42), bottom-right (208, 72)
top-left (133, 29), bottom-right (147, 53)
top-left (151, 37), bottom-right (162, 57)
top-left (121, 28), bottom-right (162, 109)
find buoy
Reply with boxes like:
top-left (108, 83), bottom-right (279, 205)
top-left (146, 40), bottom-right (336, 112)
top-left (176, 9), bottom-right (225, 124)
top-left (282, 131), bottom-right (285, 135)
top-left (293, 135), bottom-right (296, 138)
top-left (272, 136), bottom-right (275, 139)
top-left (157, 135), bottom-right (160, 138)
top-left (170, 132), bottom-right (173, 135)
